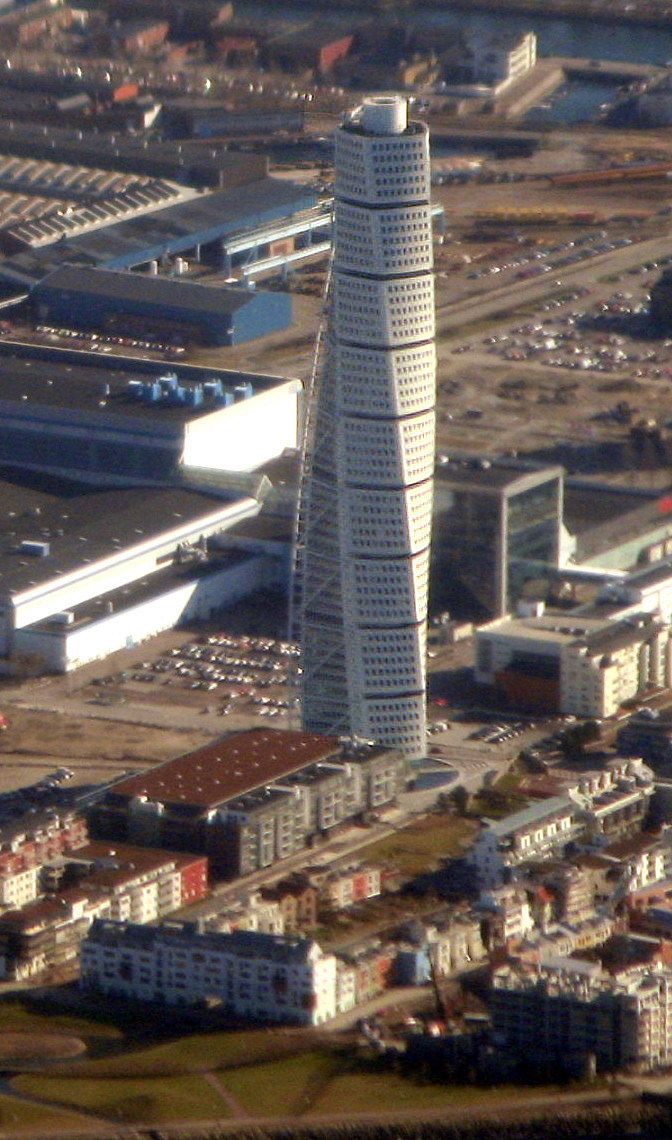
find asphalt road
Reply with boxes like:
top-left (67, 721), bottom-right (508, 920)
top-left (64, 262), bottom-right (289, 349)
top-left (437, 229), bottom-right (672, 333)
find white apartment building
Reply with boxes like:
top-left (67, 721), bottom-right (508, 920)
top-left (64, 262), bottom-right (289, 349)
top-left (80, 920), bottom-right (338, 1026)
top-left (206, 891), bottom-right (285, 936)
top-left (476, 611), bottom-right (671, 717)
top-left (561, 617), bottom-right (670, 718)
top-left (468, 759), bottom-right (654, 887)
top-left (427, 914), bottom-right (486, 974)
top-left (0, 867), bottom-right (39, 910)
top-left (479, 884), bottom-right (535, 944)
top-left (491, 958), bottom-right (672, 1072)
top-left (299, 96), bottom-right (435, 760)
top-left (469, 796), bottom-right (579, 889)
top-left (323, 866), bottom-right (382, 911)
top-left (467, 31), bottom-right (537, 89)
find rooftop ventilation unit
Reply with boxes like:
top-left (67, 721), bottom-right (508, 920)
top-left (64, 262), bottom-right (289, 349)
top-left (20, 540), bottom-right (50, 557)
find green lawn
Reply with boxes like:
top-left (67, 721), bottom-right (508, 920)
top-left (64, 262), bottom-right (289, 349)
top-left (357, 814), bottom-right (476, 875)
top-left (0, 1000), bottom-right (123, 1041)
top-left (311, 1072), bottom-right (577, 1115)
top-left (312, 1068), bottom-right (464, 1114)
top-left (44, 1026), bottom-right (322, 1078)
top-left (12, 1073), bottom-right (229, 1125)
top-left (0, 1090), bottom-right (102, 1133)
top-left (219, 1051), bottom-right (339, 1116)
top-left (11, 1042), bottom-right (595, 1127)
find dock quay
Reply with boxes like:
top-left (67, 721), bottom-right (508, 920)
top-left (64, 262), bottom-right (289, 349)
top-left (494, 56), bottom-right (666, 119)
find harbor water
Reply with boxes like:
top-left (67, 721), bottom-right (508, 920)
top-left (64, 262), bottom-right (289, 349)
top-left (237, 1), bottom-right (672, 122)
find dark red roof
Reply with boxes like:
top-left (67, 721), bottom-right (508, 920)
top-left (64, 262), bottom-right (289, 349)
top-left (109, 728), bottom-right (340, 810)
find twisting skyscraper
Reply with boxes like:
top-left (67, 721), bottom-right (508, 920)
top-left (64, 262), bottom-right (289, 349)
top-left (298, 96), bottom-right (436, 760)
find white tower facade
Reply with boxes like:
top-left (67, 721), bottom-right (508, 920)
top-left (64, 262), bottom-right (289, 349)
top-left (299, 96), bottom-right (436, 760)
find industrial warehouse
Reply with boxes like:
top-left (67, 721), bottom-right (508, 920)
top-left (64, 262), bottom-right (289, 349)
top-left (31, 266), bottom-right (292, 347)
top-left (0, 471), bottom-right (280, 673)
top-left (0, 169), bottom-right (325, 288)
top-left (0, 349), bottom-right (302, 482)
top-left (0, 338), bottom-right (304, 673)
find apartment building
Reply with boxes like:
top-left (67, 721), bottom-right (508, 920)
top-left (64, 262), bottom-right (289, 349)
top-left (81, 920), bottom-right (338, 1026)
top-left (0, 890), bottom-right (109, 980)
top-left (299, 95), bottom-right (435, 759)
top-left (321, 865), bottom-right (382, 911)
top-left (476, 611), bottom-right (670, 717)
top-left (0, 866), bottom-right (39, 910)
top-left (468, 760), bottom-right (654, 888)
top-left (260, 876), bottom-right (318, 934)
top-left (90, 729), bottom-right (406, 879)
top-left (427, 913), bottom-right (486, 974)
top-left (490, 958), bottom-right (672, 1072)
top-left (0, 808), bottom-right (88, 877)
top-left (0, 841), bottom-right (208, 979)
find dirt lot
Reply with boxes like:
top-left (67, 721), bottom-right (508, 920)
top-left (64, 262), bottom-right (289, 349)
top-left (0, 594), bottom-right (298, 794)
top-left (0, 703), bottom-right (214, 793)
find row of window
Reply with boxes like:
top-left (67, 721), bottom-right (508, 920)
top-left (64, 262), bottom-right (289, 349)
top-left (337, 253), bottom-right (432, 273)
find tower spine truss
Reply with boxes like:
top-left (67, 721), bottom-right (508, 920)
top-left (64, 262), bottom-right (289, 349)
top-left (298, 96), bottom-right (436, 760)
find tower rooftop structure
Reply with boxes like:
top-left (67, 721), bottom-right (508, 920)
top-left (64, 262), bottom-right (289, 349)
top-left (298, 96), bottom-right (436, 760)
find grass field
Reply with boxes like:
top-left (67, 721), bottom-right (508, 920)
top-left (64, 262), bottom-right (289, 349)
top-left (357, 813), bottom-right (476, 875)
top-left (220, 1051), bottom-right (338, 1116)
top-left (44, 1026), bottom-right (326, 1078)
top-left (12, 1073), bottom-right (230, 1125)
top-left (14, 1052), bottom-right (569, 1124)
top-left (0, 1091), bottom-right (100, 1134)
top-left (0, 999), bottom-right (123, 1042)
top-left (6, 1004), bottom-right (595, 1130)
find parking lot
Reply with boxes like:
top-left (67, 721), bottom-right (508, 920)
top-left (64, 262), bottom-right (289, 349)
top-left (86, 632), bottom-right (300, 723)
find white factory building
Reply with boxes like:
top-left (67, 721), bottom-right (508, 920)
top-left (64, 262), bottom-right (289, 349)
top-left (0, 352), bottom-right (302, 486)
top-left (0, 349), bottom-right (303, 674)
top-left (0, 476), bottom-right (278, 674)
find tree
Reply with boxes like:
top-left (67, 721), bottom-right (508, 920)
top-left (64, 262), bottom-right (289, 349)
top-left (450, 784), bottom-right (470, 815)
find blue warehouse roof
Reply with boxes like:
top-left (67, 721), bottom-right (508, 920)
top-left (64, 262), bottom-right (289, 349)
top-left (35, 266), bottom-right (265, 316)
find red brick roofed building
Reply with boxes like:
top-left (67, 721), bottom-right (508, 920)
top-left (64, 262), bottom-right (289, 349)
top-left (44, 839), bottom-right (208, 918)
top-left (105, 728), bottom-right (341, 810)
top-left (89, 729), bottom-right (406, 879)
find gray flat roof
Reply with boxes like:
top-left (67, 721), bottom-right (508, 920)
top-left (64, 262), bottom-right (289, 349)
top-left (0, 178), bottom-right (317, 283)
top-left (87, 918), bottom-right (316, 962)
top-left (566, 485), bottom-right (672, 560)
top-left (0, 467), bottom-right (250, 596)
top-left (226, 515), bottom-right (292, 543)
top-left (580, 613), bottom-right (661, 655)
top-left (24, 548), bottom-right (254, 634)
top-left (623, 557), bottom-right (672, 591)
top-left (36, 266), bottom-right (261, 316)
top-left (0, 121), bottom-right (265, 188)
top-left (0, 342), bottom-right (293, 426)
top-left (436, 456), bottom-right (563, 493)
top-left (487, 794), bottom-right (575, 838)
